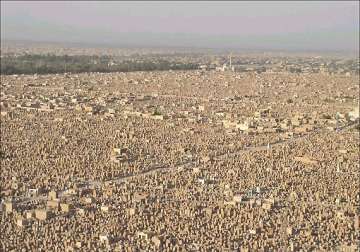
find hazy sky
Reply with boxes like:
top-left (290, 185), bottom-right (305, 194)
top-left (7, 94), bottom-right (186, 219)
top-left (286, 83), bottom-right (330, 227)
top-left (1, 1), bottom-right (359, 51)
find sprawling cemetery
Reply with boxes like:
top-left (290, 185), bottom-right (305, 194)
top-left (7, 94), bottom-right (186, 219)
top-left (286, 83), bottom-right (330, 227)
top-left (1, 68), bottom-right (359, 251)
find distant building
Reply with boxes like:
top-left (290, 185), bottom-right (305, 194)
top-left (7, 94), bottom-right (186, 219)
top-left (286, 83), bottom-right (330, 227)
top-left (215, 54), bottom-right (235, 72)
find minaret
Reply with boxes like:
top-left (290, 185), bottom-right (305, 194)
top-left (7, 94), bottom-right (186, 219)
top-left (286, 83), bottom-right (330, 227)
top-left (229, 53), bottom-right (232, 68)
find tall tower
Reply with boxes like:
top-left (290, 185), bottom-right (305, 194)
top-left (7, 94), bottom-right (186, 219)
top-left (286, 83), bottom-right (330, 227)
top-left (229, 53), bottom-right (232, 68)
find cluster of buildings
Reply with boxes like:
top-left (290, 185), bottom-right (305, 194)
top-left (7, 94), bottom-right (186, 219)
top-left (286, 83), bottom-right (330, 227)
top-left (202, 54), bottom-right (359, 76)
top-left (3, 41), bottom-right (359, 76)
